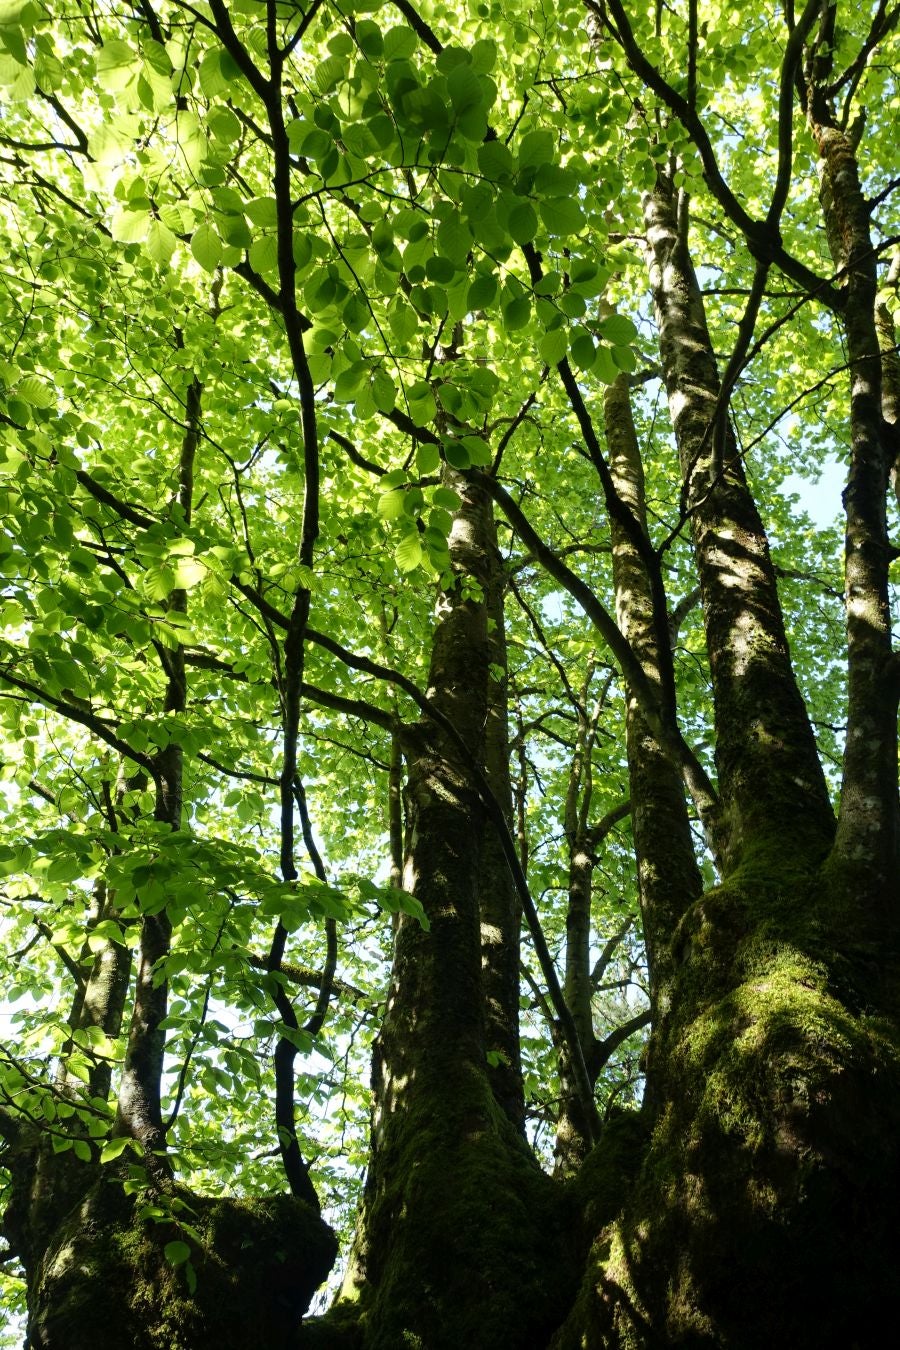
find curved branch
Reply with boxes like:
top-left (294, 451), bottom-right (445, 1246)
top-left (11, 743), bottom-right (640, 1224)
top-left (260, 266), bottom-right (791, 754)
top-left (593, 0), bottom-right (844, 310)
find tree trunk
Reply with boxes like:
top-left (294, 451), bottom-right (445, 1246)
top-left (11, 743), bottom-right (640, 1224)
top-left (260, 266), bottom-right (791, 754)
top-left (604, 371), bottom-right (704, 1009)
top-left (552, 660), bottom-right (640, 1177)
top-left (805, 32), bottom-right (900, 905)
top-left (641, 173), bottom-right (835, 870)
top-left (478, 519), bottom-right (525, 1132)
top-left (323, 472), bottom-right (574, 1349)
top-left (551, 172), bottom-right (900, 1350)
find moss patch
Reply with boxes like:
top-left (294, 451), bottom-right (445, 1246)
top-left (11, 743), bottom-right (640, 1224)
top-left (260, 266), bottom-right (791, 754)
top-left (334, 1061), bottom-right (576, 1350)
top-left (27, 1178), bottom-right (337, 1350)
top-left (556, 860), bottom-right (900, 1348)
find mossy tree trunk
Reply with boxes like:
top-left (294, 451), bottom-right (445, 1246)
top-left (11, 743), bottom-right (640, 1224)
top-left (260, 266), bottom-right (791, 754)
top-left (326, 470), bottom-right (574, 1350)
top-left (553, 150), bottom-right (900, 1348)
top-left (478, 519), bottom-right (526, 1133)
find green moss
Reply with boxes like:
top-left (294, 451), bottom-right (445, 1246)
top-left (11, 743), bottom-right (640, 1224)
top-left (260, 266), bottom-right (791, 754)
top-left (548, 1112), bottom-right (650, 1350)
top-left (297, 1301), bottom-right (365, 1350)
top-left (28, 1179), bottom-right (337, 1350)
top-left (570, 1109), bottom-right (648, 1244)
top-left (341, 1062), bottom-right (576, 1350)
top-left (556, 859), bottom-right (900, 1348)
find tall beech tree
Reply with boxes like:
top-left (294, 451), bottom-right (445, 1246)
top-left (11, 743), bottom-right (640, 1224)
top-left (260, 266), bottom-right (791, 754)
top-left (1, 1), bottom-right (899, 1347)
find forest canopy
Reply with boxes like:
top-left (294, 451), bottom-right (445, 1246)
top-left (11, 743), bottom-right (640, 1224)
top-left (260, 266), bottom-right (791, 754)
top-left (0, 1), bottom-right (898, 1347)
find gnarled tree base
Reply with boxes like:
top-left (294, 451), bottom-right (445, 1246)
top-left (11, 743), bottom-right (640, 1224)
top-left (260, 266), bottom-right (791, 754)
top-left (307, 1068), bottom-right (578, 1350)
top-left (4, 1153), bottom-right (336, 1350)
top-left (553, 867), bottom-right (900, 1348)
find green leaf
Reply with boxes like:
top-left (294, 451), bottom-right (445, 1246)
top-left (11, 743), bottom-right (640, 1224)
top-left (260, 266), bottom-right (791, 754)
top-left (394, 531), bottom-right (423, 572)
top-left (426, 255), bottom-right (457, 284)
top-left (416, 442), bottom-right (441, 474)
top-left (471, 38), bottom-right (497, 73)
top-left (407, 384), bottom-right (436, 425)
top-left (355, 19), bottom-right (383, 59)
top-left (432, 486), bottom-right (462, 512)
top-left (507, 201), bottom-right (538, 245)
top-left (384, 26), bottom-right (417, 60)
top-left (248, 235), bottom-right (278, 274)
top-left (164, 1240), bottom-right (192, 1267)
top-left (244, 197), bottom-right (278, 227)
top-left (96, 39), bottom-right (137, 92)
top-left (460, 435), bottom-right (492, 466)
top-left (467, 273), bottom-right (498, 312)
top-left (377, 488), bottom-right (406, 521)
top-left (111, 208), bottom-right (149, 244)
top-left (502, 296), bottom-right (531, 332)
top-left (478, 140), bottom-right (514, 181)
top-left (145, 218), bottom-right (177, 266)
top-left (443, 440), bottom-right (470, 469)
top-left (100, 1136), bottom-right (134, 1164)
top-left (570, 332), bottom-right (596, 371)
top-left (198, 47), bottom-right (241, 98)
top-left (538, 328), bottom-right (567, 365)
top-left (16, 375), bottom-right (53, 409)
top-left (221, 214), bottom-right (252, 249)
top-left (436, 216), bottom-right (472, 265)
top-left (372, 368), bottom-right (397, 413)
top-left (599, 314), bottom-right (638, 344)
top-left (191, 223), bottom-right (222, 272)
top-left (593, 345), bottom-right (619, 384)
top-left (448, 63), bottom-right (482, 113)
top-left (334, 362), bottom-right (369, 403)
top-left (172, 556), bottom-right (206, 590)
top-left (539, 198), bottom-right (585, 236)
top-left (612, 344), bottom-right (638, 373)
top-left (208, 105), bottom-right (241, 144)
top-left (518, 128), bottom-right (555, 168)
top-left (428, 507), bottom-right (453, 535)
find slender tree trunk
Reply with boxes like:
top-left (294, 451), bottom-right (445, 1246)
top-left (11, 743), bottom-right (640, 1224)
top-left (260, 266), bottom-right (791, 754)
top-left (806, 41), bottom-right (900, 904)
top-left (552, 662), bottom-right (641, 1176)
top-left (554, 666), bottom-right (602, 1176)
top-left (113, 374), bottom-right (197, 1172)
top-left (875, 251), bottom-right (900, 504)
top-left (604, 372), bottom-right (704, 1006)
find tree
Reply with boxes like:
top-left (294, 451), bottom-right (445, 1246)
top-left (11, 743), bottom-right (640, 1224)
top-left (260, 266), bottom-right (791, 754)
top-left (0, 0), bottom-right (898, 1346)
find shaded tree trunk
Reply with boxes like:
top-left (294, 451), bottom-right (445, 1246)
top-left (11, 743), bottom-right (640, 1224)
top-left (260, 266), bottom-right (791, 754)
top-left (552, 160), bottom-right (900, 1350)
top-left (326, 472), bottom-right (573, 1350)
top-left (552, 660), bottom-right (643, 1177)
top-left (478, 519), bottom-right (525, 1132)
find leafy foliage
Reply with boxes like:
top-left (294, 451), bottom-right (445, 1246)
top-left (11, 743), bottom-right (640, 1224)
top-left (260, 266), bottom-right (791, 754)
top-left (0, 0), bottom-right (898, 1340)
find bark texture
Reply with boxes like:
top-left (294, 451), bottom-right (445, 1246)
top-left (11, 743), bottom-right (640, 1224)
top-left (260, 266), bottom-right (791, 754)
top-left (642, 174), bottom-right (835, 871)
top-left (806, 44), bottom-right (900, 905)
top-left (479, 532), bottom-right (526, 1131)
top-left (604, 372), bottom-right (704, 1008)
top-left (551, 156), bottom-right (900, 1350)
top-left (319, 474), bottom-right (573, 1349)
